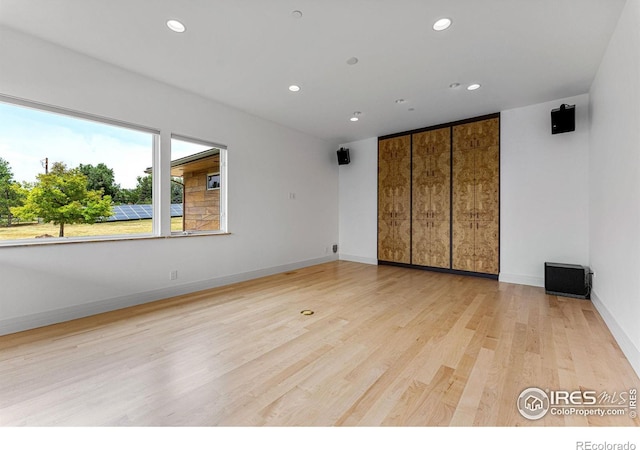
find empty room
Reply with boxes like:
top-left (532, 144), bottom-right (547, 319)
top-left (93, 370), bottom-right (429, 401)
top-left (0, 0), bottom-right (639, 443)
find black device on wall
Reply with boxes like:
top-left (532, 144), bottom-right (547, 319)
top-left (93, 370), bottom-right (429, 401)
top-left (337, 147), bottom-right (350, 165)
top-left (544, 262), bottom-right (591, 299)
top-left (551, 104), bottom-right (575, 134)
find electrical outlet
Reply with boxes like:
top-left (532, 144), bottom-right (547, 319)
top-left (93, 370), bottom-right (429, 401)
top-left (170, 270), bottom-right (178, 281)
top-left (332, 244), bottom-right (338, 253)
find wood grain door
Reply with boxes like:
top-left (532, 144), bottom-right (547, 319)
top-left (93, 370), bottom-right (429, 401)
top-left (378, 136), bottom-right (411, 263)
top-left (412, 128), bottom-right (450, 268)
top-left (452, 123), bottom-right (476, 272)
top-left (452, 118), bottom-right (499, 274)
top-left (474, 120), bottom-right (499, 274)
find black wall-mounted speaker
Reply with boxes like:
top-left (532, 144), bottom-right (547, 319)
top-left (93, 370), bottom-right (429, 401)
top-left (337, 147), bottom-right (350, 165)
top-left (551, 104), bottom-right (575, 134)
top-left (544, 262), bottom-right (591, 299)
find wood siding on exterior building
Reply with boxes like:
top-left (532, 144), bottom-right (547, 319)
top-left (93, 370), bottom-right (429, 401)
top-left (183, 156), bottom-right (220, 232)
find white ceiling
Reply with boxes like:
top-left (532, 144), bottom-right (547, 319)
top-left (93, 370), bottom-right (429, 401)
top-left (0, 0), bottom-right (626, 144)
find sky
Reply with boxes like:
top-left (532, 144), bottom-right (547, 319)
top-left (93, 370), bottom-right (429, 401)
top-left (0, 101), bottom-right (210, 189)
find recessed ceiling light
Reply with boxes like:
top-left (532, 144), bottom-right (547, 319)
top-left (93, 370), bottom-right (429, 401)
top-left (467, 83), bottom-right (481, 91)
top-left (350, 117), bottom-right (359, 122)
top-left (449, 82), bottom-right (461, 89)
top-left (291, 10), bottom-right (303, 19)
top-left (433, 18), bottom-right (452, 31)
top-left (408, 108), bottom-right (415, 112)
top-left (395, 99), bottom-right (406, 104)
top-left (350, 111), bottom-right (361, 122)
top-left (288, 85), bottom-right (301, 92)
top-left (167, 19), bottom-right (186, 33)
top-left (346, 57), bottom-right (359, 65)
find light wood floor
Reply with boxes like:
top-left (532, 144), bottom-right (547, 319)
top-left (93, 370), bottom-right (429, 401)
top-left (1, 261), bottom-right (638, 426)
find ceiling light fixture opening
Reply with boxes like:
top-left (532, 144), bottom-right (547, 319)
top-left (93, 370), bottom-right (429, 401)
top-left (449, 82), bottom-right (461, 89)
top-left (467, 83), bottom-right (481, 91)
top-left (167, 19), bottom-right (186, 33)
top-left (291, 10), bottom-right (303, 19)
top-left (346, 57), bottom-right (359, 65)
top-left (433, 18), bottom-right (452, 31)
top-left (350, 111), bottom-right (361, 122)
top-left (395, 99), bottom-right (406, 104)
top-left (288, 85), bottom-right (301, 92)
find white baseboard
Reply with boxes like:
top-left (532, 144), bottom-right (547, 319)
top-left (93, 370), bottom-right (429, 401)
top-left (590, 290), bottom-right (640, 379)
top-left (0, 255), bottom-right (338, 337)
top-left (498, 272), bottom-right (544, 287)
top-left (338, 254), bottom-right (378, 265)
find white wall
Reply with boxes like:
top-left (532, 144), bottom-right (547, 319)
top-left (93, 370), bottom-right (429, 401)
top-left (500, 94), bottom-right (590, 286)
top-left (0, 27), bottom-right (338, 335)
top-left (338, 137), bottom-right (378, 264)
top-left (588, 0), bottom-right (640, 376)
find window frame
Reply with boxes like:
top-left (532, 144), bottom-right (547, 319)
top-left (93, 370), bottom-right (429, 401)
top-left (206, 172), bottom-right (220, 191)
top-left (170, 134), bottom-right (228, 236)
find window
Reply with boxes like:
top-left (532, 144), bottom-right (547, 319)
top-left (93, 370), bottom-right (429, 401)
top-left (0, 96), bottom-right (227, 245)
top-left (0, 96), bottom-right (158, 243)
top-left (206, 173), bottom-right (220, 191)
top-left (170, 135), bottom-right (226, 234)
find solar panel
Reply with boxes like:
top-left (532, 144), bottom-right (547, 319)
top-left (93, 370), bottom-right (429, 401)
top-left (170, 204), bottom-right (183, 216)
top-left (104, 204), bottom-right (183, 222)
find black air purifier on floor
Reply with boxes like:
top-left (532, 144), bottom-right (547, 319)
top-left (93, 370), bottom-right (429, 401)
top-left (544, 262), bottom-right (591, 299)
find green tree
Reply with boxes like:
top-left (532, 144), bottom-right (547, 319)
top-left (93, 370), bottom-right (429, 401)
top-left (78, 163), bottom-right (121, 199)
top-left (135, 174), bottom-right (153, 204)
top-left (171, 177), bottom-right (184, 204)
top-left (112, 187), bottom-right (139, 205)
top-left (11, 162), bottom-right (113, 237)
top-left (0, 158), bottom-right (25, 227)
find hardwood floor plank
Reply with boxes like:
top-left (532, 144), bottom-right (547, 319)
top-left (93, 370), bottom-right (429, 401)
top-left (449, 347), bottom-right (495, 426)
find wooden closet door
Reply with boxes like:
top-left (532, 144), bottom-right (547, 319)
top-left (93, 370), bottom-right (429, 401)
top-left (412, 128), bottom-right (450, 268)
top-left (378, 136), bottom-right (411, 263)
top-left (452, 124), bottom-right (476, 272)
top-left (452, 118), bottom-right (499, 274)
top-left (474, 119), bottom-right (500, 274)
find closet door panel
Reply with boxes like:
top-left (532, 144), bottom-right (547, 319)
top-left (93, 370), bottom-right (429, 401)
top-left (378, 146), bottom-right (395, 262)
top-left (412, 128), bottom-right (450, 268)
top-left (429, 128), bottom-right (451, 268)
top-left (452, 123), bottom-right (476, 272)
top-left (411, 131), bottom-right (432, 266)
top-left (452, 118), bottom-right (499, 274)
top-left (378, 136), bottom-right (411, 263)
top-left (474, 119), bottom-right (499, 274)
